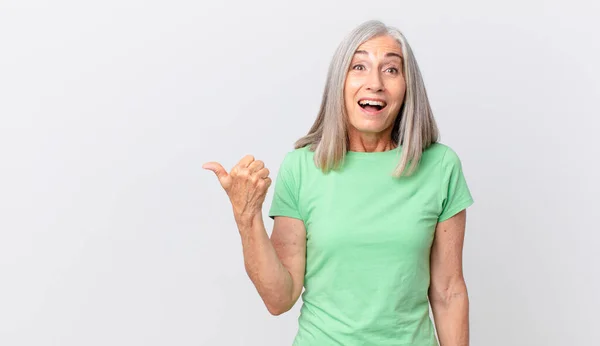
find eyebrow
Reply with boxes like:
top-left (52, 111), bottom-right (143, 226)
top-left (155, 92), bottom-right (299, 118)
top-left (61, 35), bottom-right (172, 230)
top-left (354, 50), bottom-right (404, 61)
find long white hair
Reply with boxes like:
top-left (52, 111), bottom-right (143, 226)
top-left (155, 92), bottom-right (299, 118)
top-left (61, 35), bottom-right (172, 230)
top-left (295, 20), bottom-right (439, 177)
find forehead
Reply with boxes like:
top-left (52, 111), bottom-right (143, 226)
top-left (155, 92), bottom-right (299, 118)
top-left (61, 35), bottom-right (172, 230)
top-left (355, 35), bottom-right (403, 57)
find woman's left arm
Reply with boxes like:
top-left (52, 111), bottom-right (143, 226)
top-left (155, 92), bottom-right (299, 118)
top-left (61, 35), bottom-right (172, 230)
top-left (429, 209), bottom-right (469, 346)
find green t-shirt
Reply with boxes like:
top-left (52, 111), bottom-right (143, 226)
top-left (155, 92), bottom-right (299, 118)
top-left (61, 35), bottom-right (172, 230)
top-left (268, 143), bottom-right (474, 346)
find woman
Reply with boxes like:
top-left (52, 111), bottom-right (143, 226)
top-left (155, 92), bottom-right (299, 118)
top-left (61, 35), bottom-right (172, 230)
top-left (204, 20), bottom-right (474, 346)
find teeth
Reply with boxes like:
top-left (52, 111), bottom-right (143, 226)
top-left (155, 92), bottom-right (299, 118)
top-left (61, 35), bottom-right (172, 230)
top-left (359, 100), bottom-right (386, 107)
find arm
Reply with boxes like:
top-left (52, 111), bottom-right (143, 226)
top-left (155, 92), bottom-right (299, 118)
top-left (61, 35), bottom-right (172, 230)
top-left (429, 209), bottom-right (469, 346)
top-left (238, 214), bottom-right (306, 316)
top-left (203, 155), bottom-right (306, 316)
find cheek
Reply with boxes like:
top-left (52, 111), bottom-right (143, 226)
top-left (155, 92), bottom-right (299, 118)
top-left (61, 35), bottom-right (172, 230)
top-left (344, 75), bottom-right (362, 94)
top-left (344, 81), bottom-right (360, 107)
top-left (389, 80), bottom-right (407, 106)
top-left (347, 77), bottom-right (362, 88)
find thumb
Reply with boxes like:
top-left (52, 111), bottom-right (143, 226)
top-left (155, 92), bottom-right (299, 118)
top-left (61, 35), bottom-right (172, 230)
top-left (202, 162), bottom-right (229, 182)
top-left (203, 162), bottom-right (231, 190)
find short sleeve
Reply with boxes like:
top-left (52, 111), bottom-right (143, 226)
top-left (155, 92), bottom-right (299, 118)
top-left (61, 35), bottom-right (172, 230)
top-left (268, 152), bottom-right (303, 221)
top-left (438, 147), bottom-right (474, 222)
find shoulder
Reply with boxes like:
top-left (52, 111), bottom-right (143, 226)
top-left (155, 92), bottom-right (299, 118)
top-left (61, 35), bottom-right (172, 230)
top-left (421, 142), bottom-right (463, 167)
top-left (288, 144), bottom-right (314, 158)
top-left (279, 145), bottom-right (314, 170)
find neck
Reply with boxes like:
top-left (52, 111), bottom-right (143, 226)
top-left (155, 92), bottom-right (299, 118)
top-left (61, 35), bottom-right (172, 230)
top-left (347, 124), bottom-right (397, 153)
top-left (348, 138), bottom-right (397, 153)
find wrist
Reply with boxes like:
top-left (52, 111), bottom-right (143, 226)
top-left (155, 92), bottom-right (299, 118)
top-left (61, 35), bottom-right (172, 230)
top-left (234, 210), bottom-right (263, 231)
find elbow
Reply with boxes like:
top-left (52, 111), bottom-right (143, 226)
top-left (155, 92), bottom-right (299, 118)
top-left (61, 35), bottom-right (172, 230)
top-left (265, 285), bottom-right (299, 316)
top-left (267, 307), bottom-right (286, 316)
top-left (266, 303), bottom-right (291, 316)
top-left (265, 294), bottom-right (296, 316)
top-left (429, 281), bottom-right (469, 308)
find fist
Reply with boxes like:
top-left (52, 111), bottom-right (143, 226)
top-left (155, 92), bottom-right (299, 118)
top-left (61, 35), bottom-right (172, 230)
top-left (203, 155), bottom-right (272, 220)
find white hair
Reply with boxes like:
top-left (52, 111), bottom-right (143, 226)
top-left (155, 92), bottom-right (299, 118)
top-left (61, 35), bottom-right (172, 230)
top-left (295, 20), bottom-right (439, 177)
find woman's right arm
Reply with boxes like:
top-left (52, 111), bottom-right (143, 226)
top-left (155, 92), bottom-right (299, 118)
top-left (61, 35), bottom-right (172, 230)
top-left (238, 213), bottom-right (306, 315)
top-left (203, 155), bottom-right (306, 315)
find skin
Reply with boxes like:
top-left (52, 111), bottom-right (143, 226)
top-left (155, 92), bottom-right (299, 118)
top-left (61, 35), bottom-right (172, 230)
top-left (429, 209), bottom-right (470, 346)
top-left (204, 34), bottom-right (469, 345)
top-left (344, 35), bottom-right (406, 152)
top-left (202, 156), bottom-right (305, 316)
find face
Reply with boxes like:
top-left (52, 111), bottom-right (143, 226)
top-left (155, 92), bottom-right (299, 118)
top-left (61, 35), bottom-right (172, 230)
top-left (344, 35), bottom-right (406, 142)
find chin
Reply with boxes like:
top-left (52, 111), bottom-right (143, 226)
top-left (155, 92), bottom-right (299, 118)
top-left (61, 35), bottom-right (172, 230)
top-left (350, 122), bottom-right (389, 134)
top-left (349, 115), bottom-right (392, 132)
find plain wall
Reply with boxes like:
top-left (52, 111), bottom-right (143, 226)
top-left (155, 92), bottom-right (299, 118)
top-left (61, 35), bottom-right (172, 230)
top-left (1, 0), bottom-right (599, 345)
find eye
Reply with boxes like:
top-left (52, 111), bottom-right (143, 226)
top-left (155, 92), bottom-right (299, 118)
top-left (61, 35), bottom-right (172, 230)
top-left (385, 67), bottom-right (399, 74)
top-left (352, 64), bottom-right (365, 71)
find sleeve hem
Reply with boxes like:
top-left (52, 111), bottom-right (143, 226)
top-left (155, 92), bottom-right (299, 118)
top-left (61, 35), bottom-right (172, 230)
top-left (268, 209), bottom-right (303, 221)
top-left (437, 198), bottom-right (474, 222)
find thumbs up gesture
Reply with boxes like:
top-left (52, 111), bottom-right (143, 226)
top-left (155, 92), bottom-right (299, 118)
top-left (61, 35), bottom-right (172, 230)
top-left (203, 155), bottom-right (272, 222)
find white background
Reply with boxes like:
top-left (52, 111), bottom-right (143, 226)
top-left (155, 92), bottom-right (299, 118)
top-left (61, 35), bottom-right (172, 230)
top-left (1, 1), bottom-right (599, 345)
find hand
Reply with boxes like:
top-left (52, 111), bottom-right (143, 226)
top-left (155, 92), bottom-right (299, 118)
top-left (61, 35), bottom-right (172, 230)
top-left (203, 155), bottom-right (272, 223)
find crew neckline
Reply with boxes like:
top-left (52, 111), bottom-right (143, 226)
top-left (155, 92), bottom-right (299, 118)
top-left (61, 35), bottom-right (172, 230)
top-left (346, 146), bottom-right (401, 158)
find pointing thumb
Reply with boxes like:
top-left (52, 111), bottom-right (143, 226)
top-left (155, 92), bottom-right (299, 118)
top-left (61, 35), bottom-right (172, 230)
top-left (202, 162), bottom-right (228, 181)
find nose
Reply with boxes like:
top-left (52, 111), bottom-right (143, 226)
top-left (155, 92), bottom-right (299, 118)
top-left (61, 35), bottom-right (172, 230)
top-left (365, 69), bottom-right (384, 92)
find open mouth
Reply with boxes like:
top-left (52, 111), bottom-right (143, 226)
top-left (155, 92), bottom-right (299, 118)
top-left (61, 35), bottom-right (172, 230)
top-left (358, 99), bottom-right (387, 112)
